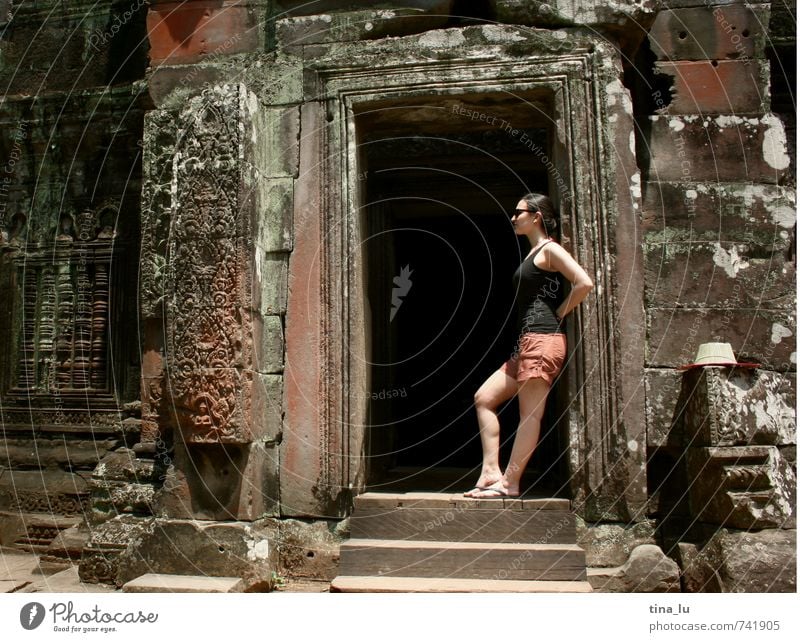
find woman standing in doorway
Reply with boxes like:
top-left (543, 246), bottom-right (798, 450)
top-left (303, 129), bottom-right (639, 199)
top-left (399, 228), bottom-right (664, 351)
top-left (465, 193), bottom-right (593, 499)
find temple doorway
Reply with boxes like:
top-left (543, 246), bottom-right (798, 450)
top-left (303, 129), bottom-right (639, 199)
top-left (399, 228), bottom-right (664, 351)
top-left (356, 94), bottom-right (571, 495)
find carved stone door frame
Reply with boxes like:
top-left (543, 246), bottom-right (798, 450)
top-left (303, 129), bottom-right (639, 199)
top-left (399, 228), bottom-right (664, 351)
top-left (282, 34), bottom-right (646, 521)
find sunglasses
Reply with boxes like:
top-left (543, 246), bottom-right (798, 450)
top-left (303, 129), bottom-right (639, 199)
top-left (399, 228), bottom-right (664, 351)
top-left (511, 208), bottom-right (539, 218)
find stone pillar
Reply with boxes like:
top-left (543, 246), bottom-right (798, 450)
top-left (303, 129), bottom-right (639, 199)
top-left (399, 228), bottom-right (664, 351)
top-left (678, 366), bottom-right (796, 529)
top-left (664, 365), bottom-right (797, 592)
top-left (140, 83), bottom-right (282, 520)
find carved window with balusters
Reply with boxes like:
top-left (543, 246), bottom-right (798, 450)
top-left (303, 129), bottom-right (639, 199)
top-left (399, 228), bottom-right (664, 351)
top-left (2, 206), bottom-right (121, 400)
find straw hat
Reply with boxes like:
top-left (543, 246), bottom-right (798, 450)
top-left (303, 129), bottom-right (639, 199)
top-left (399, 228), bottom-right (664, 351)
top-left (679, 342), bottom-right (760, 370)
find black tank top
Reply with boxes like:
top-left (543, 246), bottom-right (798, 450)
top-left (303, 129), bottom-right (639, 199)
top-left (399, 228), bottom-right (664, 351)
top-left (512, 240), bottom-right (565, 335)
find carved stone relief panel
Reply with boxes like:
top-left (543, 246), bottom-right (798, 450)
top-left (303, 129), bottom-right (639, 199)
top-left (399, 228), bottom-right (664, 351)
top-left (687, 445), bottom-right (796, 529)
top-left (2, 205), bottom-right (120, 401)
top-left (680, 367), bottom-right (796, 447)
top-left (164, 84), bottom-right (255, 445)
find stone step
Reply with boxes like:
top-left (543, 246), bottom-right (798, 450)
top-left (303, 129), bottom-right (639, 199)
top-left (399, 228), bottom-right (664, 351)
top-left (351, 506), bottom-right (576, 543)
top-left (330, 575), bottom-right (593, 593)
top-left (354, 492), bottom-right (570, 511)
top-left (339, 539), bottom-right (587, 581)
top-left (122, 573), bottom-right (245, 593)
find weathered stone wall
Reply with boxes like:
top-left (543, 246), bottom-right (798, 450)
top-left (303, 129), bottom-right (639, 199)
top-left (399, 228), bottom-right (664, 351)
top-left (1, 0), bottom-right (149, 558)
top-left (636, 0), bottom-right (796, 592)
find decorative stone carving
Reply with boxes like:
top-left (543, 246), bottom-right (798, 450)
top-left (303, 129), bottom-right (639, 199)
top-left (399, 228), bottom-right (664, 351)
top-left (164, 84), bottom-right (254, 445)
top-left (0, 470), bottom-right (90, 516)
top-left (89, 449), bottom-right (159, 523)
top-left (79, 515), bottom-right (155, 586)
top-left (140, 109), bottom-right (178, 320)
top-left (4, 205), bottom-right (119, 396)
top-left (681, 367), bottom-right (796, 447)
top-left (686, 446), bottom-right (796, 529)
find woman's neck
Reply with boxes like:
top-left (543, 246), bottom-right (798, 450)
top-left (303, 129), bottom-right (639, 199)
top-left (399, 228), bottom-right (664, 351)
top-left (527, 230), bottom-right (549, 249)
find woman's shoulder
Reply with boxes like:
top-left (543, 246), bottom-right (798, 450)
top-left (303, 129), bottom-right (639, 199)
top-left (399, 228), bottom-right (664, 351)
top-left (541, 239), bottom-right (565, 256)
top-left (540, 239), bottom-right (573, 270)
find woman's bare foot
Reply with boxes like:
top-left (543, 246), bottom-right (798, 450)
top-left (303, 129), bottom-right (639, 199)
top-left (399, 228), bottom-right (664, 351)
top-left (467, 478), bottom-right (520, 499)
top-left (463, 469), bottom-right (503, 497)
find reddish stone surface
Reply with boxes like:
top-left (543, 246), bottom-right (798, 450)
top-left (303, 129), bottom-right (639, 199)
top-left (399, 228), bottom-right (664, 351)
top-left (655, 60), bottom-right (768, 114)
top-left (281, 102), bottom-right (325, 518)
top-left (648, 4), bottom-right (769, 62)
top-left (647, 115), bottom-right (789, 183)
top-left (146, 0), bottom-right (262, 65)
top-left (607, 76), bottom-right (648, 518)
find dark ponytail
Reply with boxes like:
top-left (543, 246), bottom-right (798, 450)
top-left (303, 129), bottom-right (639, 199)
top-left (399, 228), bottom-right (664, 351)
top-left (521, 193), bottom-right (559, 240)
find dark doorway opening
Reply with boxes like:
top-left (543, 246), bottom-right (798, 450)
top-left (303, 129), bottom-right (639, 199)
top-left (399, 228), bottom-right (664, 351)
top-left (357, 93), bottom-right (569, 496)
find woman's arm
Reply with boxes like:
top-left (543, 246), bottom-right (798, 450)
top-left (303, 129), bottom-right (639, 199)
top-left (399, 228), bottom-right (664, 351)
top-left (544, 243), bottom-right (594, 320)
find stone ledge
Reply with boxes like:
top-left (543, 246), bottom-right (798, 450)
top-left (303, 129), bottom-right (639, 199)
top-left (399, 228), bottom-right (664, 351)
top-left (122, 573), bottom-right (244, 593)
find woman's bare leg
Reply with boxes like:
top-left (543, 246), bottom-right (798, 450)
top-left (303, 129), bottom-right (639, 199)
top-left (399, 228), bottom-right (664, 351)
top-left (464, 368), bottom-right (519, 497)
top-left (471, 377), bottom-right (550, 498)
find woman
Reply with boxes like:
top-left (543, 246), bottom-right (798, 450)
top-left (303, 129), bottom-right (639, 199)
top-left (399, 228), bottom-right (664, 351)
top-left (464, 193), bottom-right (593, 498)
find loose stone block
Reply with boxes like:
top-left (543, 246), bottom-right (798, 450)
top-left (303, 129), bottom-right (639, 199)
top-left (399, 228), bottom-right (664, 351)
top-left (648, 4), bottom-right (770, 61)
top-left (576, 518), bottom-right (658, 568)
top-left (79, 515), bottom-right (154, 585)
top-left (647, 114), bottom-right (790, 183)
top-left (586, 544), bottom-right (680, 592)
top-left (687, 445), bottom-right (796, 529)
top-left (655, 59), bottom-right (770, 114)
top-left (123, 573), bottom-right (245, 593)
top-left (680, 528), bottom-right (796, 592)
top-left (115, 518), bottom-right (279, 591)
top-left (278, 518), bottom-right (349, 581)
top-left (43, 524), bottom-right (91, 563)
top-left (90, 451), bottom-right (159, 522)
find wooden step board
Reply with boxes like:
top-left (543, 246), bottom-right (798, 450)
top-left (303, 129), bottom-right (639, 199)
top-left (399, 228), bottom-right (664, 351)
top-left (340, 539), bottom-right (587, 581)
top-left (352, 493), bottom-right (575, 543)
top-left (332, 492), bottom-right (591, 593)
